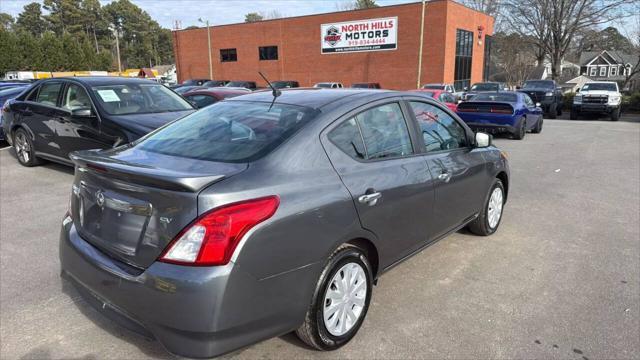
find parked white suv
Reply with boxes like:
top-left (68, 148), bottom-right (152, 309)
top-left (571, 81), bottom-right (622, 121)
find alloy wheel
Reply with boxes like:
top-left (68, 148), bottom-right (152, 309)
top-left (14, 132), bottom-right (30, 164)
top-left (323, 262), bottom-right (367, 336)
top-left (487, 187), bottom-right (503, 229)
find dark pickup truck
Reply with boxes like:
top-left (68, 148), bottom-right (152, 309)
top-left (518, 80), bottom-right (564, 119)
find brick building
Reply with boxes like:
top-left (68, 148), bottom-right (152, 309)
top-left (172, 0), bottom-right (494, 90)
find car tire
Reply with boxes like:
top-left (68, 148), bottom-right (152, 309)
top-left (296, 244), bottom-right (373, 351)
top-left (548, 103), bottom-right (557, 119)
top-left (570, 109), bottom-right (579, 120)
top-left (557, 105), bottom-right (563, 116)
top-left (13, 128), bottom-right (42, 167)
top-left (468, 178), bottom-right (505, 236)
top-left (532, 118), bottom-right (543, 134)
top-left (611, 108), bottom-right (620, 121)
top-left (512, 118), bottom-right (526, 140)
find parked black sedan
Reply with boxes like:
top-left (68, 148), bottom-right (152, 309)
top-left (2, 77), bottom-right (195, 167)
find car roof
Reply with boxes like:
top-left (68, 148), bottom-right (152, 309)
top-left (39, 76), bottom-right (159, 86)
top-left (226, 88), bottom-right (396, 109)
top-left (183, 88), bottom-right (250, 96)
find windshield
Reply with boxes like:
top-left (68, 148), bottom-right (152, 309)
top-left (0, 86), bottom-right (28, 97)
top-left (203, 81), bottom-right (226, 87)
top-left (582, 83), bottom-right (617, 91)
top-left (92, 84), bottom-right (193, 115)
top-left (272, 81), bottom-right (294, 89)
top-left (315, 83), bottom-right (333, 88)
top-left (226, 81), bottom-right (252, 88)
top-left (422, 84), bottom-right (445, 90)
top-left (470, 83), bottom-right (499, 91)
top-left (136, 101), bottom-right (320, 163)
top-left (419, 91), bottom-right (436, 98)
top-left (523, 81), bottom-right (554, 89)
top-left (472, 93), bottom-right (518, 102)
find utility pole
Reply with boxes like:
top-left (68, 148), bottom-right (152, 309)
top-left (199, 18), bottom-right (213, 79)
top-left (111, 24), bottom-right (122, 73)
top-left (416, 0), bottom-right (426, 88)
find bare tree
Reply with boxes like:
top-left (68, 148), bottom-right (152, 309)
top-left (492, 32), bottom-right (537, 86)
top-left (502, 0), bottom-right (630, 80)
top-left (459, 0), bottom-right (502, 27)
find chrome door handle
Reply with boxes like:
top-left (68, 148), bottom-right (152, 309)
top-left (358, 192), bottom-right (382, 206)
top-left (438, 172), bottom-right (452, 183)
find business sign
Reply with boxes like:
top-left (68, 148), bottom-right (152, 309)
top-left (321, 17), bottom-right (398, 54)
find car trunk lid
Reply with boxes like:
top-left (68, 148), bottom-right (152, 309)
top-left (69, 149), bottom-right (247, 269)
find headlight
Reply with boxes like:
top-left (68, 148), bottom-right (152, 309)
top-left (545, 92), bottom-right (554, 97)
top-left (608, 96), bottom-right (621, 105)
top-left (573, 95), bottom-right (582, 104)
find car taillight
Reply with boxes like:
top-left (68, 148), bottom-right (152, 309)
top-left (159, 196), bottom-right (279, 266)
top-left (490, 107), bottom-right (512, 114)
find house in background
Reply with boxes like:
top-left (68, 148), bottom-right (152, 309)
top-left (579, 50), bottom-right (639, 91)
top-left (526, 58), bottom-right (580, 83)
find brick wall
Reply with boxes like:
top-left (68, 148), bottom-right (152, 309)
top-left (172, 0), bottom-right (494, 90)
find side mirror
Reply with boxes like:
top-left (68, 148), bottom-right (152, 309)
top-left (71, 108), bottom-right (93, 117)
top-left (576, 88), bottom-right (580, 93)
top-left (475, 132), bottom-right (491, 148)
top-left (535, 102), bottom-right (542, 108)
top-left (463, 87), bottom-right (469, 92)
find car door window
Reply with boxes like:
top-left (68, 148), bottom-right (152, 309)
top-left (409, 101), bottom-right (467, 152)
top-left (62, 83), bottom-right (92, 110)
top-left (524, 94), bottom-right (534, 108)
top-left (35, 82), bottom-right (62, 106)
top-left (357, 103), bottom-right (413, 160)
top-left (328, 117), bottom-right (366, 160)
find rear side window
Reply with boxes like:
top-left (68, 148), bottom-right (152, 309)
top-left (328, 118), bottom-right (366, 160)
top-left (185, 94), bottom-right (217, 108)
top-left (36, 83), bottom-right (62, 106)
top-left (409, 101), bottom-right (467, 152)
top-left (137, 101), bottom-right (320, 163)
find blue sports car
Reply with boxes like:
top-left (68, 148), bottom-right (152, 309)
top-left (456, 91), bottom-right (543, 140)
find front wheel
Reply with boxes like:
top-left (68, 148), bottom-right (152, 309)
top-left (548, 103), bottom-right (557, 119)
top-left (611, 108), bottom-right (620, 121)
top-left (296, 244), bottom-right (373, 351)
top-left (468, 179), bottom-right (505, 236)
top-left (570, 109), bottom-right (579, 120)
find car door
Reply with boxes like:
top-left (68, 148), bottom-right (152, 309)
top-left (18, 81), bottom-right (68, 159)
top-left (56, 82), bottom-right (110, 157)
top-left (406, 100), bottom-right (488, 238)
top-left (322, 101), bottom-right (436, 265)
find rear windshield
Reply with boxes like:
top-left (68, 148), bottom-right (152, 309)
top-left (523, 81), bottom-right (554, 89)
top-left (472, 93), bottom-right (518, 102)
top-left (422, 84), bottom-right (445, 90)
top-left (582, 83), bottom-right (617, 91)
top-left (136, 101), bottom-right (320, 163)
top-left (315, 83), bottom-right (333, 88)
top-left (418, 91), bottom-right (435, 98)
top-left (470, 83), bottom-right (499, 91)
top-left (92, 84), bottom-right (193, 115)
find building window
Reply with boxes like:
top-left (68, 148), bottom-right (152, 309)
top-left (611, 66), bottom-right (617, 76)
top-left (599, 66), bottom-right (607, 76)
top-left (454, 29), bottom-right (473, 91)
top-left (220, 48), bottom-right (237, 62)
top-left (483, 35), bottom-right (492, 81)
top-left (259, 46), bottom-right (278, 61)
top-left (589, 67), bottom-right (597, 76)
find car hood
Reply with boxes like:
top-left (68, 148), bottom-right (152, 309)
top-left (108, 110), bottom-right (195, 137)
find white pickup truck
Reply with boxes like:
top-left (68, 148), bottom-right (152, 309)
top-left (571, 81), bottom-right (622, 121)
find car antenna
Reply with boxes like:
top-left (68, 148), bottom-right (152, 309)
top-left (259, 71), bottom-right (281, 111)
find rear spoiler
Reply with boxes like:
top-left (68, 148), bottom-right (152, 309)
top-left (457, 101), bottom-right (514, 115)
top-left (70, 151), bottom-right (242, 192)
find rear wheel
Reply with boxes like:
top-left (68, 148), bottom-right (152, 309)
top-left (557, 104), bottom-right (563, 116)
top-left (468, 179), bottom-right (505, 236)
top-left (296, 244), bottom-right (373, 351)
top-left (512, 118), bottom-right (526, 140)
top-left (570, 109), bottom-right (579, 120)
top-left (532, 117), bottom-right (543, 133)
top-left (611, 107), bottom-right (620, 121)
top-left (13, 128), bottom-right (42, 167)
top-left (548, 103), bottom-right (557, 119)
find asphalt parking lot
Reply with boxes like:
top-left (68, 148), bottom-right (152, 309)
top-left (1, 116), bottom-right (639, 359)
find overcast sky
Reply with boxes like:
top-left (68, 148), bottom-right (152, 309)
top-left (0, 0), bottom-right (419, 29)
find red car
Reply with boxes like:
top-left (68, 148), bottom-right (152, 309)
top-left (413, 89), bottom-right (458, 112)
top-left (182, 88), bottom-right (251, 108)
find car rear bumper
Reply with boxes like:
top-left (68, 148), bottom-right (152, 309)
top-left (59, 218), bottom-right (317, 358)
top-left (464, 122), bottom-right (516, 134)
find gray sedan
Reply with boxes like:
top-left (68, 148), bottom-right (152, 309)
top-left (59, 88), bottom-right (510, 358)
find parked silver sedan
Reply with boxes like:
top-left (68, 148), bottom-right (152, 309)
top-left (59, 88), bottom-right (510, 358)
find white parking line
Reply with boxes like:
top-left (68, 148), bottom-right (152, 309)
top-left (0, 146), bottom-right (11, 151)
